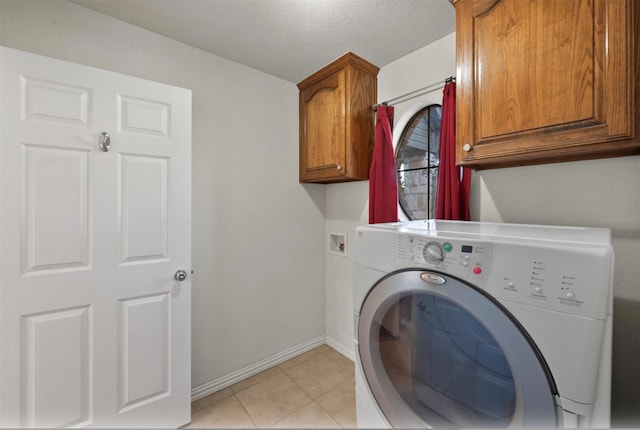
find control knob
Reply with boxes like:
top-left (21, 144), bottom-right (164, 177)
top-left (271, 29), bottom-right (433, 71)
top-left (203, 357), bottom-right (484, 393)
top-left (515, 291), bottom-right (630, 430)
top-left (423, 242), bottom-right (445, 263)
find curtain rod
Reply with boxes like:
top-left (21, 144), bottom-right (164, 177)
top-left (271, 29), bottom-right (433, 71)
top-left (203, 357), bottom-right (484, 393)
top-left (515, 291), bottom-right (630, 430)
top-left (372, 76), bottom-right (455, 111)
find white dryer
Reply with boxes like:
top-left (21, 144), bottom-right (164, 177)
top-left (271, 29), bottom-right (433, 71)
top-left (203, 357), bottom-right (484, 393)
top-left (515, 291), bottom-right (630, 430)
top-left (353, 220), bottom-right (613, 428)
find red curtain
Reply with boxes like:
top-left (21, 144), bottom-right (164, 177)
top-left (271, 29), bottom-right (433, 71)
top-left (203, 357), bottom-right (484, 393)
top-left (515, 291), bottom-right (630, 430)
top-left (436, 82), bottom-right (471, 220)
top-left (369, 105), bottom-right (398, 224)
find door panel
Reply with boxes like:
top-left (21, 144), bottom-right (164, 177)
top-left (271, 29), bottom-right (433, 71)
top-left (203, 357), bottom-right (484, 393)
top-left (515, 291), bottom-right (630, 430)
top-left (118, 95), bottom-right (169, 137)
top-left (22, 306), bottom-right (91, 428)
top-left (118, 154), bottom-right (169, 263)
top-left (22, 144), bottom-right (91, 273)
top-left (118, 293), bottom-right (170, 411)
top-left (21, 76), bottom-right (91, 126)
top-left (1, 47), bottom-right (191, 428)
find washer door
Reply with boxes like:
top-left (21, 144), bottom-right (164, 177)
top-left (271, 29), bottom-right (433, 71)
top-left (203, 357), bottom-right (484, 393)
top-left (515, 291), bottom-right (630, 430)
top-left (358, 269), bottom-right (558, 428)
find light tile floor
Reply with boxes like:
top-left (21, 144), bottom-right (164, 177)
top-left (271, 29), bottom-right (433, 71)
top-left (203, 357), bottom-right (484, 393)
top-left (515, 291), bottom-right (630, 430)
top-left (187, 345), bottom-right (356, 428)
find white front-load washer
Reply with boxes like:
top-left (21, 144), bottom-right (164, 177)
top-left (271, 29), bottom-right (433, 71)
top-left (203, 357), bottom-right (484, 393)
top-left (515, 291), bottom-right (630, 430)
top-left (353, 220), bottom-right (613, 428)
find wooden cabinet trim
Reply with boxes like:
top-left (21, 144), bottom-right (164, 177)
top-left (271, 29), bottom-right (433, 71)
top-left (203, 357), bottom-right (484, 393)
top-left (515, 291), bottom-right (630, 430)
top-left (302, 71), bottom-right (341, 103)
top-left (297, 52), bottom-right (379, 90)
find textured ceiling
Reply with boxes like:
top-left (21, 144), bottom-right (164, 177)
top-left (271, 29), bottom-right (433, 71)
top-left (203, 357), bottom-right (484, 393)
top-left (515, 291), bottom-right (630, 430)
top-left (71, 0), bottom-right (455, 83)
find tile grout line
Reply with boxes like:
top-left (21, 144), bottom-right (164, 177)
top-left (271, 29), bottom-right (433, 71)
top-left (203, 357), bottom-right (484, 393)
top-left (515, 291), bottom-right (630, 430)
top-left (231, 368), bottom-right (292, 428)
top-left (317, 348), bottom-right (357, 428)
top-left (189, 346), bottom-right (354, 429)
top-left (232, 392), bottom-right (259, 429)
top-left (277, 348), bottom-right (351, 428)
top-left (235, 359), bottom-right (318, 428)
top-left (269, 397), bottom-right (317, 428)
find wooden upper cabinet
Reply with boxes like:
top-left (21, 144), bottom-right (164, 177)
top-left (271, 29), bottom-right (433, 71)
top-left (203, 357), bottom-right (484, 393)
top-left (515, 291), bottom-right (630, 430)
top-left (451, 0), bottom-right (640, 169)
top-left (298, 52), bottom-right (378, 183)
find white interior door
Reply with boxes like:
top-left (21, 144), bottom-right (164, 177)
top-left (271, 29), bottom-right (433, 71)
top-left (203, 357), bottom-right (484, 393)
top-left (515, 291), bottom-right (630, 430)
top-left (0, 47), bottom-right (192, 428)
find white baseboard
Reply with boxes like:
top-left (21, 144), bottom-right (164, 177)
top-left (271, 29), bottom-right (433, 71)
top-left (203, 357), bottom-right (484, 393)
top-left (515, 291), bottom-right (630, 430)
top-left (191, 335), bottom-right (326, 402)
top-left (325, 335), bottom-right (355, 362)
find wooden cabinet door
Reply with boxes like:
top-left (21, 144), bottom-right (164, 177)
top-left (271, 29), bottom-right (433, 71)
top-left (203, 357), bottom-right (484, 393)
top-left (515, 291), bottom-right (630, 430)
top-left (298, 52), bottom-right (378, 183)
top-left (299, 69), bottom-right (347, 182)
top-left (454, 0), bottom-right (639, 168)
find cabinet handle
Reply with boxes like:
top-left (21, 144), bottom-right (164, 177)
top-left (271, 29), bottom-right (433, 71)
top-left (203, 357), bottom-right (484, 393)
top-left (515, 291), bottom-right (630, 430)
top-left (463, 144), bottom-right (472, 152)
top-left (336, 165), bottom-right (342, 171)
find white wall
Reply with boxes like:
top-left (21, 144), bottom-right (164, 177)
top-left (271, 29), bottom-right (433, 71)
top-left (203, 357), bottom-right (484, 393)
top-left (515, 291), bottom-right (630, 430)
top-left (0, 0), bottom-right (327, 390)
top-left (325, 31), bottom-right (640, 427)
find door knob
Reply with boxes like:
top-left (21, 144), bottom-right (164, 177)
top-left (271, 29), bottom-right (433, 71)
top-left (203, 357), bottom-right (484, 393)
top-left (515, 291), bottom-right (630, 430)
top-left (174, 270), bottom-right (188, 281)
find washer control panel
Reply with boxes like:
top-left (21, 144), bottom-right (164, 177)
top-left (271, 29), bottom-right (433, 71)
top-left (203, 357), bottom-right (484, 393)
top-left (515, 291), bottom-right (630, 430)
top-left (396, 234), bottom-right (492, 284)
top-left (488, 243), bottom-right (610, 319)
top-left (394, 232), bottom-right (611, 319)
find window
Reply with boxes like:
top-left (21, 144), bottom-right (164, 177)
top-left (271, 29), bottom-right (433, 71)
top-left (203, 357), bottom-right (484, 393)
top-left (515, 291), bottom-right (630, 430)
top-left (396, 105), bottom-right (442, 220)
